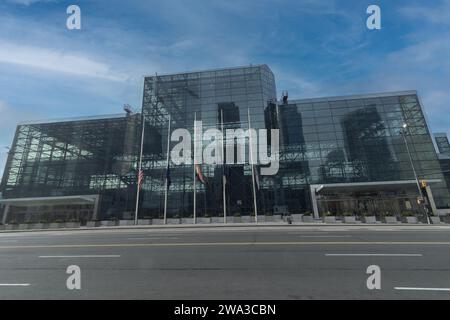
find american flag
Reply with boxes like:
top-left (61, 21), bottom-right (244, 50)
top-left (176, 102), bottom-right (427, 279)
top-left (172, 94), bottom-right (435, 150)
top-left (137, 170), bottom-right (144, 190)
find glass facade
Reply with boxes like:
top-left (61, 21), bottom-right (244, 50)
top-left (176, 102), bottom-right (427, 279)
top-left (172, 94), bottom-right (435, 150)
top-left (140, 65), bottom-right (276, 218)
top-left (271, 94), bottom-right (450, 215)
top-left (1, 64), bottom-right (449, 223)
top-left (435, 133), bottom-right (450, 155)
top-left (0, 114), bottom-right (142, 222)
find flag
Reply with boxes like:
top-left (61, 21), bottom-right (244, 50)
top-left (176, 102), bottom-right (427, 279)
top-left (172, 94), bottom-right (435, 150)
top-left (166, 166), bottom-right (171, 188)
top-left (137, 169), bottom-right (144, 190)
top-left (195, 164), bottom-right (206, 184)
top-left (254, 166), bottom-right (260, 190)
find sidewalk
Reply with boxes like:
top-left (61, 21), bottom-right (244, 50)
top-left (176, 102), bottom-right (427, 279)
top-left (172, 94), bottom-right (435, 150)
top-left (1, 221), bottom-right (449, 234)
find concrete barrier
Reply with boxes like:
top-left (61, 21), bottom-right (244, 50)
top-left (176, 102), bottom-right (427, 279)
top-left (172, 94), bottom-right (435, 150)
top-left (430, 217), bottom-right (442, 225)
top-left (197, 217), bottom-right (211, 224)
top-left (302, 216), bottom-right (315, 223)
top-left (362, 216), bottom-right (377, 224)
top-left (211, 217), bottom-right (224, 224)
top-left (119, 220), bottom-right (135, 226)
top-left (343, 216), bottom-right (357, 224)
top-left (323, 216), bottom-right (338, 224)
top-left (383, 217), bottom-right (399, 224)
top-left (167, 218), bottom-right (181, 225)
top-left (402, 217), bottom-right (418, 224)
top-left (86, 221), bottom-right (100, 228)
top-left (151, 219), bottom-right (164, 225)
top-left (181, 218), bottom-right (195, 224)
top-left (291, 214), bottom-right (303, 222)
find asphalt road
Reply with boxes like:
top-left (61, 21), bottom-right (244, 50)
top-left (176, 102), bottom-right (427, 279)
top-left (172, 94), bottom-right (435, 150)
top-left (1, 225), bottom-right (450, 300)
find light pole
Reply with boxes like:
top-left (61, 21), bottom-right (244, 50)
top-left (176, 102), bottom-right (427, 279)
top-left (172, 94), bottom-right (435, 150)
top-left (400, 124), bottom-right (430, 224)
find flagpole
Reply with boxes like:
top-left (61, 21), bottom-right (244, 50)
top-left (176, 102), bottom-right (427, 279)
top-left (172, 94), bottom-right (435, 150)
top-left (134, 110), bottom-right (146, 226)
top-left (221, 109), bottom-right (227, 224)
top-left (193, 112), bottom-right (197, 224)
top-left (163, 114), bottom-right (171, 225)
top-left (248, 108), bottom-right (258, 223)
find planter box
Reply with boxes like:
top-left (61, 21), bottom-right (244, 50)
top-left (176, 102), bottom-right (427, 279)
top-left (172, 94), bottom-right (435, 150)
top-left (211, 217), bottom-right (224, 224)
top-left (167, 218), bottom-right (181, 225)
top-left (197, 217), bottom-right (211, 224)
top-left (18, 224), bottom-right (32, 230)
top-left (430, 217), bottom-right (442, 225)
top-left (323, 216), bottom-right (338, 224)
top-left (264, 216), bottom-right (274, 222)
top-left (86, 221), bottom-right (101, 228)
top-left (0, 225), bottom-right (5, 231)
top-left (181, 218), bottom-right (195, 224)
top-left (119, 220), bottom-right (135, 226)
top-left (5, 225), bottom-right (19, 231)
top-left (151, 219), bottom-right (164, 225)
top-left (302, 216), bottom-right (315, 223)
top-left (31, 223), bottom-right (49, 230)
top-left (362, 216), bottom-right (377, 224)
top-left (383, 217), bottom-right (399, 224)
top-left (64, 222), bottom-right (81, 229)
top-left (241, 216), bottom-right (255, 223)
top-left (291, 214), bottom-right (303, 222)
top-left (137, 219), bottom-right (151, 225)
top-left (256, 215), bottom-right (266, 223)
top-left (273, 215), bottom-right (283, 222)
top-left (443, 216), bottom-right (450, 224)
top-left (343, 216), bottom-right (357, 224)
top-left (48, 223), bottom-right (64, 229)
top-left (232, 216), bottom-right (242, 223)
top-left (402, 217), bottom-right (418, 224)
top-left (100, 220), bottom-right (118, 227)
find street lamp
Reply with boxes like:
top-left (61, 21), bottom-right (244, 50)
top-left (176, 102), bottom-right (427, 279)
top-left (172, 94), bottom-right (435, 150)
top-left (400, 124), bottom-right (430, 224)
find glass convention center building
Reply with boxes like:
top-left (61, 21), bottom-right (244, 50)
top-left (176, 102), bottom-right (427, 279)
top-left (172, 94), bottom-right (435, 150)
top-left (1, 65), bottom-right (450, 224)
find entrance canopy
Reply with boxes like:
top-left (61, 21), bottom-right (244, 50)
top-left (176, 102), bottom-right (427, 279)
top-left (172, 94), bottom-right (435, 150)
top-left (310, 180), bottom-right (442, 218)
top-left (1, 195), bottom-right (100, 224)
top-left (0, 195), bottom-right (98, 207)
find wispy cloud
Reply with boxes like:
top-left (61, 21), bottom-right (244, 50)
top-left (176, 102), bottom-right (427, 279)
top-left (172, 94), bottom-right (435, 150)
top-left (400, 0), bottom-right (450, 25)
top-left (0, 40), bottom-right (128, 81)
top-left (6, 0), bottom-right (57, 5)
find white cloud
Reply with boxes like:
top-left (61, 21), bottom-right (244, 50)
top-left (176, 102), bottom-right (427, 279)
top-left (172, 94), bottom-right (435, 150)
top-left (400, 0), bottom-right (450, 25)
top-left (0, 40), bottom-right (128, 81)
top-left (6, 0), bottom-right (56, 6)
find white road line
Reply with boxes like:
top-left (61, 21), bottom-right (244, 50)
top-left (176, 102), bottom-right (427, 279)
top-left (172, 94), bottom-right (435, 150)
top-left (38, 255), bottom-right (121, 258)
top-left (325, 254), bottom-right (423, 257)
top-left (395, 287), bottom-right (450, 292)
top-left (0, 240), bottom-right (18, 243)
top-left (0, 284), bottom-right (31, 287)
top-left (127, 237), bottom-right (179, 240)
top-left (300, 236), bottom-right (352, 238)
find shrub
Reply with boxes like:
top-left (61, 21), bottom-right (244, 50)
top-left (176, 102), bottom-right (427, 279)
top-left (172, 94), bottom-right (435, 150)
top-left (401, 211), bottom-right (415, 217)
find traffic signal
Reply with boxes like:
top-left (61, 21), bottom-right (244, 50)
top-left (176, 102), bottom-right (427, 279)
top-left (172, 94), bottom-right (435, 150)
top-left (420, 180), bottom-right (427, 189)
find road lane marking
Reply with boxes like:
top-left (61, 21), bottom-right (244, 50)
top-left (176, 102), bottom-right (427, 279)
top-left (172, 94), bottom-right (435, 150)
top-left (0, 241), bottom-right (450, 250)
top-left (38, 255), bottom-right (121, 258)
top-left (325, 254), bottom-right (423, 257)
top-left (0, 284), bottom-right (31, 287)
top-left (300, 236), bottom-right (352, 238)
top-left (395, 287), bottom-right (450, 292)
top-left (127, 237), bottom-right (180, 240)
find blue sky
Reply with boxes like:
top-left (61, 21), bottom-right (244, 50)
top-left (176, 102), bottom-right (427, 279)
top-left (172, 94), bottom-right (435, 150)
top-left (1, 0), bottom-right (450, 175)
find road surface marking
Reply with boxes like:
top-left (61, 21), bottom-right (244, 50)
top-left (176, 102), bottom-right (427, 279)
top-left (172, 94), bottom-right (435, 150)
top-left (0, 240), bottom-right (18, 243)
top-left (300, 236), bottom-right (352, 238)
top-left (325, 254), bottom-right (423, 257)
top-left (0, 241), bottom-right (450, 250)
top-left (127, 237), bottom-right (180, 240)
top-left (0, 284), bottom-right (31, 287)
top-left (38, 255), bottom-right (121, 258)
top-left (395, 287), bottom-right (450, 292)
